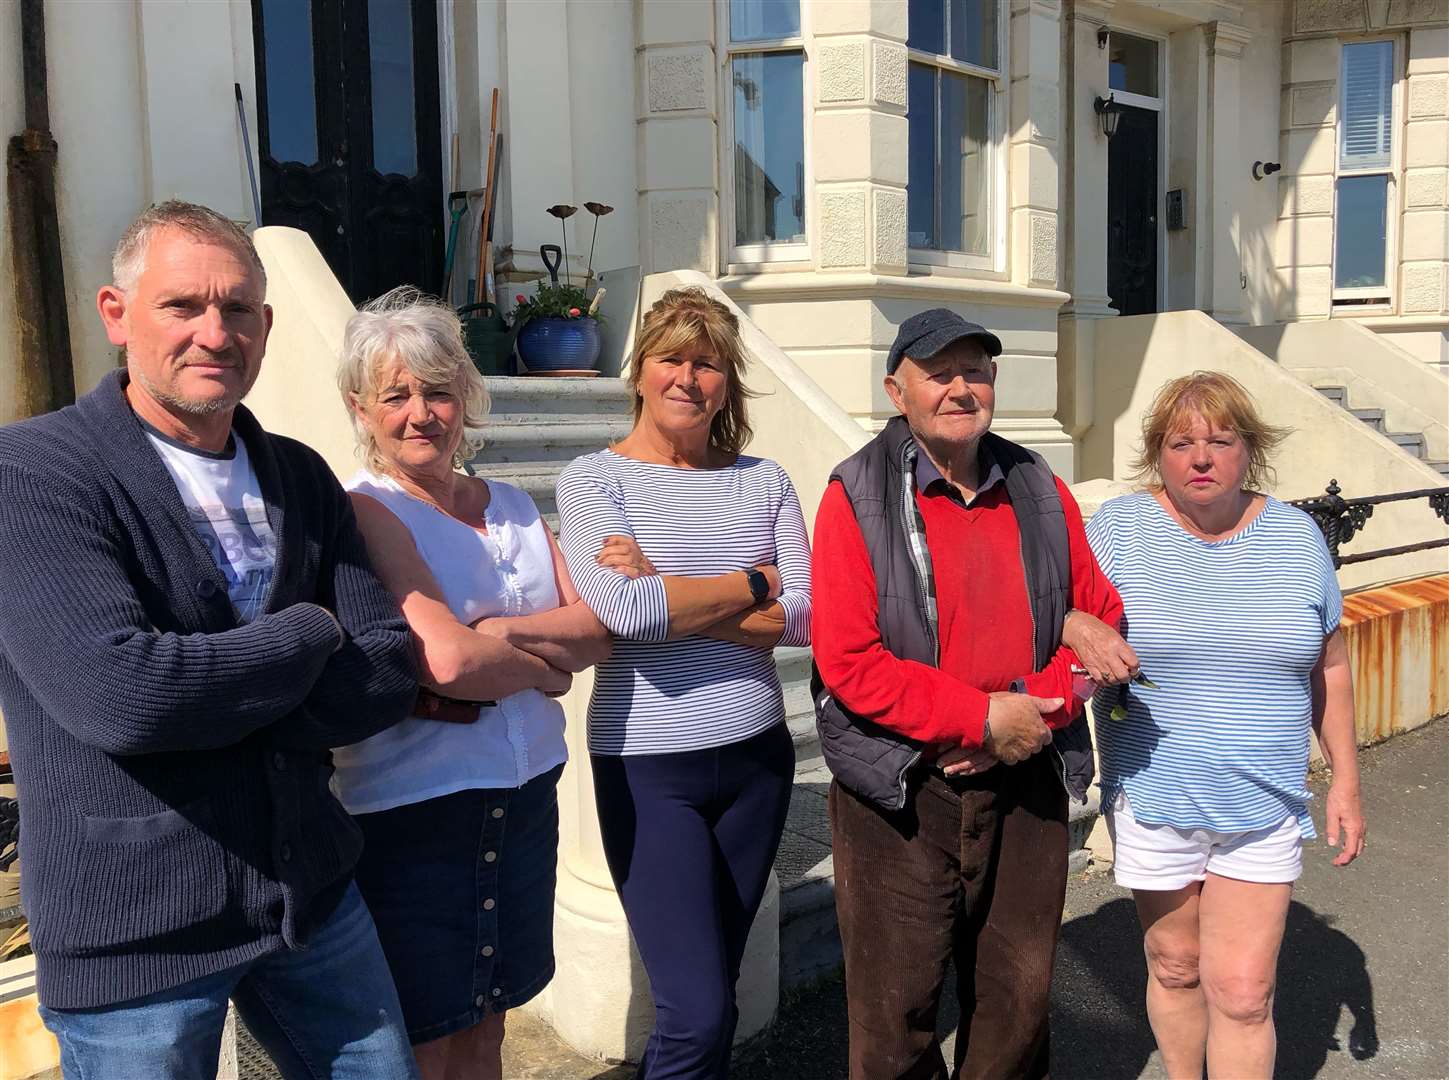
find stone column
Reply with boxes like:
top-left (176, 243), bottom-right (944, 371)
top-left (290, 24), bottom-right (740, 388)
top-left (1202, 20), bottom-right (1254, 325)
top-left (1008, 0), bottom-right (1063, 291)
top-left (636, 0), bottom-right (719, 275)
top-left (501, 0), bottom-right (582, 281)
top-left (811, 2), bottom-right (910, 274)
top-left (1059, 0), bottom-right (1115, 319)
top-left (1056, 0), bottom-right (1115, 446)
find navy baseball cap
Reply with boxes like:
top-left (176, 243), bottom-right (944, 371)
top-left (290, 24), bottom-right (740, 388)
top-left (886, 308), bottom-right (1003, 375)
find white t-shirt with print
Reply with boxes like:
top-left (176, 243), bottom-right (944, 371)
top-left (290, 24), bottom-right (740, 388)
top-left (145, 426), bottom-right (278, 623)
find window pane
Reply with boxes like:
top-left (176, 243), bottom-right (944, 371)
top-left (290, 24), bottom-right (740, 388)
top-left (1108, 32), bottom-right (1158, 97)
top-left (908, 63), bottom-right (938, 249)
top-left (368, 0), bottom-right (417, 177)
top-left (260, 0), bottom-right (318, 165)
top-left (909, 0), bottom-right (946, 56)
top-left (940, 70), bottom-right (991, 254)
top-left (730, 0), bottom-right (799, 42)
top-left (733, 52), bottom-right (805, 246)
top-left (950, 0), bottom-right (998, 69)
top-left (1340, 41), bottom-right (1393, 170)
top-left (1335, 175), bottom-right (1389, 290)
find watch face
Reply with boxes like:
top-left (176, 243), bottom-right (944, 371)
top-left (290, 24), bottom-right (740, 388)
top-left (748, 569), bottom-right (768, 602)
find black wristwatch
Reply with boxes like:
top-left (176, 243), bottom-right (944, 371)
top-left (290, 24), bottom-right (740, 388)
top-left (746, 567), bottom-right (771, 604)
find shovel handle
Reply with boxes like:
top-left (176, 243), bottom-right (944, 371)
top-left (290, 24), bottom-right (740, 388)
top-left (540, 244), bottom-right (562, 285)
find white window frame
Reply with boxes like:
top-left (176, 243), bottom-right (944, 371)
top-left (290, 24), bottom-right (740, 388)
top-left (1331, 35), bottom-right (1402, 308)
top-left (1104, 26), bottom-right (1169, 313)
top-left (906, 0), bottom-right (1008, 274)
top-left (719, 1), bottom-right (813, 268)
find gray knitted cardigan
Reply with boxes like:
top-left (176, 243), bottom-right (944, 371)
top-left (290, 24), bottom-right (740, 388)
top-left (0, 370), bottom-right (417, 1009)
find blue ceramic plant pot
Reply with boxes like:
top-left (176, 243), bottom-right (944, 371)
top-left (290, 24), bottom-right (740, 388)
top-left (516, 316), bottom-right (601, 373)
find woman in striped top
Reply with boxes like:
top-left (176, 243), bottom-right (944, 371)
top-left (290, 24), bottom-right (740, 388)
top-left (556, 287), bottom-right (810, 1079)
top-left (1071, 372), bottom-right (1365, 1080)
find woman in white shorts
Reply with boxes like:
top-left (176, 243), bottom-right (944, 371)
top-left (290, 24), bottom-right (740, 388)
top-left (1069, 371), bottom-right (1366, 1080)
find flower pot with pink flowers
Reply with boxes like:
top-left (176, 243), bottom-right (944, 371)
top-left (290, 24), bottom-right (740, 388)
top-left (513, 202), bottom-right (612, 375)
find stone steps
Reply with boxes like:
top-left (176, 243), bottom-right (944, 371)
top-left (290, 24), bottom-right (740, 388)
top-left (1316, 385), bottom-right (1448, 476)
top-left (470, 376), bottom-right (634, 524)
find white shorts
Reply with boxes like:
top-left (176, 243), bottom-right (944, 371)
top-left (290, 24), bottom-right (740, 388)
top-left (1105, 790), bottom-right (1302, 891)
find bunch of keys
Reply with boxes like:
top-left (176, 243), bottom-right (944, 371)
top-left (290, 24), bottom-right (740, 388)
top-left (1071, 665), bottom-right (1158, 721)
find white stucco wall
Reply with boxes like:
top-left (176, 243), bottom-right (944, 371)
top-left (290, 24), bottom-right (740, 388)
top-left (0, 0), bottom-right (259, 421)
top-left (1274, 3), bottom-right (1449, 336)
top-left (1083, 310), bottom-right (1449, 592)
top-left (1236, 0), bottom-right (1288, 325)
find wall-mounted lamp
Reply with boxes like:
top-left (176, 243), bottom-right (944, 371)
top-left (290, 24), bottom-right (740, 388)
top-left (1097, 26), bottom-right (1109, 49)
top-left (1252, 160), bottom-right (1282, 181)
top-left (1094, 94), bottom-right (1122, 139)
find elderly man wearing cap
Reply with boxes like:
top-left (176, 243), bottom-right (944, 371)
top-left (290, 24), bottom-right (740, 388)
top-left (810, 309), bottom-right (1130, 1079)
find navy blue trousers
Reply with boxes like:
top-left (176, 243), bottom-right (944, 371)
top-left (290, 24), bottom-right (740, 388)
top-left (592, 722), bottom-right (794, 1080)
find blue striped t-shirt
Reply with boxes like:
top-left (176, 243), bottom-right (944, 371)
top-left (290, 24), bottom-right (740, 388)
top-left (556, 449), bottom-right (812, 755)
top-left (1085, 492), bottom-right (1342, 838)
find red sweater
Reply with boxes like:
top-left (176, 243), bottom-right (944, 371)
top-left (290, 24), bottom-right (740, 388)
top-left (811, 470), bottom-right (1123, 751)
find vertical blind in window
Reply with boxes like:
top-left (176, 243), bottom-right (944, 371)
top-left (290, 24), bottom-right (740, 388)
top-left (1339, 41), bottom-right (1393, 170)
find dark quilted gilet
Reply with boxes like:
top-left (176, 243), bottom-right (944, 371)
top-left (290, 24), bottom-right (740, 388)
top-left (813, 416), bottom-right (1094, 810)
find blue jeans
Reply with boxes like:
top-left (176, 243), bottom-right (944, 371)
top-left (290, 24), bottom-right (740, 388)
top-left (39, 883), bottom-right (419, 1080)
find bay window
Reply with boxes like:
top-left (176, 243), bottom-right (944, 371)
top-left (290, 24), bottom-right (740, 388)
top-left (726, 0), bottom-right (807, 262)
top-left (907, 0), bottom-right (1001, 266)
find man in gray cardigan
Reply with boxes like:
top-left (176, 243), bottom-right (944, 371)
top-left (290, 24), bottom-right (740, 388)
top-left (0, 202), bottom-right (421, 1078)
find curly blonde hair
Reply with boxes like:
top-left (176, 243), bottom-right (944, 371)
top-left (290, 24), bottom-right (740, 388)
top-left (1132, 370), bottom-right (1290, 492)
top-left (338, 287), bottom-right (490, 474)
top-left (628, 287), bottom-right (756, 457)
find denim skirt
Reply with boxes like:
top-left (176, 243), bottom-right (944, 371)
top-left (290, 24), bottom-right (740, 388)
top-left (352, 763), bottom-right (562, 1045)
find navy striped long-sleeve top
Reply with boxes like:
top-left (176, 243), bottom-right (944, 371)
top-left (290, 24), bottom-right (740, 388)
top-left (556, 449), bottom-right (811, 755)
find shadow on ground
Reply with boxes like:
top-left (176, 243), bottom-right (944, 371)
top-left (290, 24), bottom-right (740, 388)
top-left (1051, 898), bottom-right (1377, 1080)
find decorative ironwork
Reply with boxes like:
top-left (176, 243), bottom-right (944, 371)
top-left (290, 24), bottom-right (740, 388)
top-left (1291, 481), bottom-right (1449, 568)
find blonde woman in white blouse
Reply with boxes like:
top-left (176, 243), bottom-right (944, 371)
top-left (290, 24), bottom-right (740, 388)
top-left (334, 288), bottom-right (609, 1080)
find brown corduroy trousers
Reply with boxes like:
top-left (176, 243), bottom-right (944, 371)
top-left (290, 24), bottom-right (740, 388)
top-left (829, 752), bottom-right (1069, 1080)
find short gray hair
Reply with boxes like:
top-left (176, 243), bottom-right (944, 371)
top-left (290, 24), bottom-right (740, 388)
top-left (112, 200), bottom-right (266, 293)
top-left (338, 286), bottom-right (490, 474)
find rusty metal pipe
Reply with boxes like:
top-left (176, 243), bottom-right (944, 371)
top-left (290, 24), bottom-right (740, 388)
top-left (7, 0), bottom-right (76, 417)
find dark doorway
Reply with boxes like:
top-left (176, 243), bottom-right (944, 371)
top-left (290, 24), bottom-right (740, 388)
top-left (1107, 104), bottom-right (1158, 317)
top-left (251, 0), bottom-right (444, 303)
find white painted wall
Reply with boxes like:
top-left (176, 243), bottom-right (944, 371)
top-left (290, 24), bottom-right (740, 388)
top-left (0, 0), bottom-right (260, 419)
top-left (1273, 4), bottom-right (1448, 336)
top-left (1238, 319), bottom-right (1449, 460)
top-left (1082, 311), bottom-right (1449, 592)
top-left (1236, 0), bottom-right (1287, 325)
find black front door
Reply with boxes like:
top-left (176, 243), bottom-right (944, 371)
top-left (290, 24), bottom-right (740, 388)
top-left (1107, 104), bottom-right (1158, 316)
top-left (251, 0), bottom-right (443, 302)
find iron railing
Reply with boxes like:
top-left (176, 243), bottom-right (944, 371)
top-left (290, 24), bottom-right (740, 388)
top-left (1290, 480), bottom-right (1449, 568)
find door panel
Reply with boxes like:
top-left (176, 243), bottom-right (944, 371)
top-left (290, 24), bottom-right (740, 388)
top-left (252, 0), bottom-right (442, 302)
top-left (1107, 105), bottom-right (1158, 317)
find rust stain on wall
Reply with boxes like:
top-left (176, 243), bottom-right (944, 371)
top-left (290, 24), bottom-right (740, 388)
top-left (1341, 574), bottom-right (1448, 745)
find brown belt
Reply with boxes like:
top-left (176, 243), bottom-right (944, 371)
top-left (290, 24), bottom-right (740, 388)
top-left (413, 688), bottom-right (495, 725)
